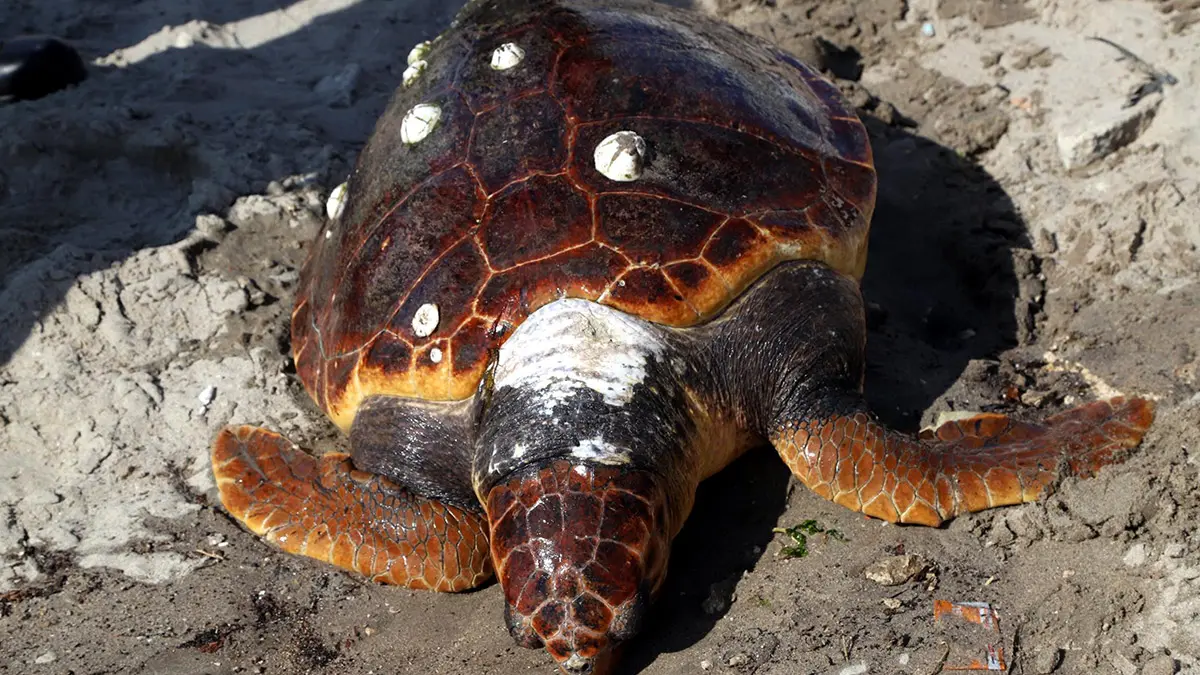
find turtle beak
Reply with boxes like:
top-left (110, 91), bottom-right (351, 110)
top-left (485, 460), bottom-right (671, 673)
top-left (558, 646), bottom-right (621, 674)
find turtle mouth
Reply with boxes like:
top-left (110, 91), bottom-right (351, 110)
top-left (486, 460), bottom-right (670, 671)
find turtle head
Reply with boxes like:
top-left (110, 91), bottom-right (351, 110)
top-left (486, 461), bottom-right (671, 673)
top-left (475, 299), bottom-right (700, 671)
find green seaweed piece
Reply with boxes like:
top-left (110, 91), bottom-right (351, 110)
top-left (773, 520), bottom-right (845, 558)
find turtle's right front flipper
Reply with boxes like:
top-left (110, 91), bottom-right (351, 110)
top-left (212, 426), bottom-right (492, 591)
top-left (770, 396), bottom-right (1155, 526)
top-left (710, 260), bottom-right (1156, 528)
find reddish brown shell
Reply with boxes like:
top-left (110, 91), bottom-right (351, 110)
top-left (293, 0), bottom-right (876, 430)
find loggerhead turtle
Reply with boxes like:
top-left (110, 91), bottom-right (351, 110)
top-left (210, 0), bottom-right (1155, 672)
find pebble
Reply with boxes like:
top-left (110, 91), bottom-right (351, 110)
top-left (34, 651), bottom-right (57, 664)
top-left (1113, 652), bottom-right (1139, 675)
top-left (1056, 95), bottom-right (1162, 169)
top-left (1124, 543), bottom-right (1148, 567)
top-left (727, 652), bottom-right (749, 668)
top-left (313, 63), bottom-right (361, 108)
top-left (864, 554), bottom-right (927, 586)
top-left (700, 660), bottom-right (713, 671)
top-left (1033, 647), bottom-right (1063, 674)
top-left (197, 385), bottom-right (216, 407)
top-left (838, 662), bottom-right (868, 675)
top-left (194, 214), bottom-right (229, 242)
top-left (702, 576), bottom-right (737, 615)
top-left (1141, 655), bottom-right (1178, 675)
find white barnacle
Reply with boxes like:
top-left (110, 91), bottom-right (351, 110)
top-left (407, 40), bottom-right (432, 65)
top-left (325, 181), bottom-right (348, 220)
top-left (429, 347), bottom-right (443, 363)
top-left (402, 59), bottom-right (428, 87)
top-left (401, 103), bottom-right (441, 144)
top-left (593, 130), bottom-right (647, 182)
top-left (490, 42), bottom-right (525, 70)
top-left (511, 443), bottom-right (527, 459)
top-left (411, 303), bottom-right (440, 337)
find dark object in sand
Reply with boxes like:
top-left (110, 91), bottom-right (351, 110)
top-left (0, 35), bottom-right (87, 102)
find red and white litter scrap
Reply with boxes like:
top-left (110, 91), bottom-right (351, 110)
top-left (934, 600), bottom-right (1007, 671)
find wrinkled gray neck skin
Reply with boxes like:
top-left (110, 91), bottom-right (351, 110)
top-left (472, 299), bottom-right (705, 497)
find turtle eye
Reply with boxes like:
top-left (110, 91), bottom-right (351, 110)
top-left (486, 461), bottom-right (671, 672)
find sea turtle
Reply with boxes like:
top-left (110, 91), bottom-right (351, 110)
top-left (210, 0), bottom-right (1155, 672)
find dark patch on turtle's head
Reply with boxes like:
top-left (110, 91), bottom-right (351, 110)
top-left (486, 461), bottom-right (671, 673)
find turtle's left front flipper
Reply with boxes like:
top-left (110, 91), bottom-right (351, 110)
top-left (770, 396), bottom-right (1155, 526)
top-left (212, 426), bottom-right (493, 591)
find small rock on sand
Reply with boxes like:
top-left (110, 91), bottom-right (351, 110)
top-left (864, 554), bottom-right (928, 586)
top-left (1056, 94), bottom-right (1162, 170)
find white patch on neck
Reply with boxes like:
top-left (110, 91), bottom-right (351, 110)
top-left (571, 437), bottom-right (632, 465)
top-left (493, 299), bottom-right (669, 415)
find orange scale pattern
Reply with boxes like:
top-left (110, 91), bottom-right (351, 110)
top-left (212, 426), bottom-right (492, 592)
top-left (771, 397), bottom-right (1156, 526)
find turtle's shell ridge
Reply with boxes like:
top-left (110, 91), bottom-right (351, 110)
top-left (293, 0), bottom-right (876, 429)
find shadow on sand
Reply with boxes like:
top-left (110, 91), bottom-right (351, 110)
top-left (0, 0), bottom-right (462, 367)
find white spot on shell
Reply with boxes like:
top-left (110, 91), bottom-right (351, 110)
top-left (490, 43), bottom-right (525, 70)
top-left (511, 443), bottom-right (527, 459)
top-left (324, 230), bottom-right (333, 240)
top-left (402, 59), bottom-right (428, 87)
top-left (325, 181), bottom-right (348, 220)
top-left (401, 103), bottom-right (441, 144)
top-left (493, 299), bottom-right (668, 414)
top-left (571, 437), bottom-right (632, 465)
top-left (593, 131), bottom-right (647, 182)
top-left (407, 41), bottom-right (432, 65)
top-left (411, 303), bottom-right (440, 337)
top-left (197, 385), bottom-right (216, 406)
top-left (429, 347), bottom-right (443, 363)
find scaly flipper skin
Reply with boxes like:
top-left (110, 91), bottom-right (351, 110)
top-left (212, 426), bottom-right (492, 591)
top-left (771, 397), bottom-right (1156, 526)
